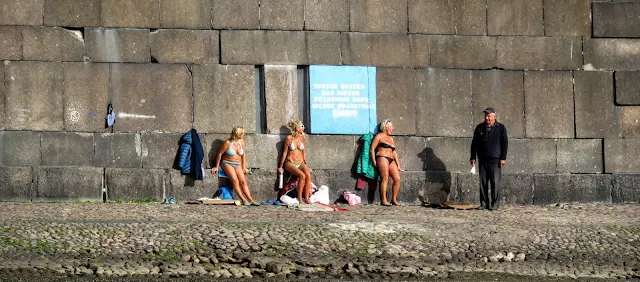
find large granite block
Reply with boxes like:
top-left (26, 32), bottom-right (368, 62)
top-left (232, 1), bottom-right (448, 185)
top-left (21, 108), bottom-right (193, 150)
top-left (0, 131), bottom-right (41, 166)
top-left (605, 139), bottom-right (640, 173)
top-left (44, 0), bottom-right (101, 27)
top-left (0, 166), bottom-right (32, 201)
top-left (0, 64), bottom-right (3, 129)
top-left (242, 169), bottom-right (280, 202)
top-left (106, 168), bottom-right (165, 201)
top-left (94, 133), bottom-right (143, 168)
top-left (85, 29), bottom-right (150, 63)
top-left (0, 0), bottom-right (43, 25)
top-left (505, 139), bottom-right (556, 173)
top-left (502, 173), bottom-right (533, 205)
top-left (5, 61), bottom-right (64, 131)
top-left (160, 0), bottom-right (212, 29)
top-left (593, 2), bottom-right (640, 38)
top-left (141, 133), bottom-right (183, 169)
top-left (306, 31), bottom-right (342, 65)
top-left (543, 0), bottom-right (590, 36)
top-left (524, 71), bottom-right (574, 138)
top-left (350, 0), bottom-right (407, 33)
top-left (533, 174), bottom-right (612, 205)
top-left (421, 171), bottom-right (455, 205)
top-left (62, 62), bottom-right (110, 132)
top-left (41, 132), bottom-right (94, 166)
top-left (260, 0), bottom-right (304, 30)
top-left (22, 27), bottom-right (84, 61)
top-left (221, 30), bottom-right (307, 64)
top-left (341, 33), bottom-right (411, 67)
top-left (376, 68), bottom-right (416, 135)
top-left (612, 174), bottom-right (640, 203)
top-left (455, 173), bottom-right (480, 205)
top-left (409, 34), bottom-right (430, 68)
top-left (150, 29), bottom-right (219, 64)
top-left (192, 64), bottom-right (256, 133)
top-left (394, 136), bottom-right (426, 171)
top-left (471, 70), bottom-right (525, 138)
top-left (204, 133), bottom-right (229, 168)
top-left (487, 0), bottom-right (543, 36)
top-left (264, 65), bottom-right (299, 134)
top-left (34, 167), bottom-right (103, 201)
top-left (584, 39), bottom-right (640, 71)
top-left (556, 139), bottom-right (603, 173)
top-left (306, 135), bottom-right (356, 170)
top-left (0, 26), bottom-right (23, 60)
top-left (409, 0), bottom-right (486, 35)
top-left (313, 169), bottom-right (358, 203)
top-left (243, 134), bottom-right (283, 169)
top-left (430, 35), bottom-right (496, 69)
top-left (497, 37), bottom-right (582, 70)
top-left (212, 0), bottom-right (259, 29)
top-left (415, 69), bottom-right (473, 137)
top-left (101, 0), bottom-right (160, 28)
top-left (110, 64), bottom-right (192, 133)
top-left (423, 137), bottom-right (472, 173)
top-left (621, 107), bottom-right (640, 138)
top-left (574, 71), bottom-right (621, 138)
top-left (166, 169), bottom-right (218, 201)
top-left (304, 0), bottom-right (349, 31)
top-left (397, 171), bottom-right (430, 204)
top-left (615, 71), bottom-right (640, 105)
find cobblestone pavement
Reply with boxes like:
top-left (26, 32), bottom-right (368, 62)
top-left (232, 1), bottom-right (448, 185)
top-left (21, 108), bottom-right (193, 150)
top-left (0, 202), bottom-right (638, 280)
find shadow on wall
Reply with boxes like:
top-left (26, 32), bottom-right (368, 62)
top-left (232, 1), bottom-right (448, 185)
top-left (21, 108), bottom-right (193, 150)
top-left (208, 138), bottom-right (227, 188)
top-left (418, 147), bottom-right (452, 205)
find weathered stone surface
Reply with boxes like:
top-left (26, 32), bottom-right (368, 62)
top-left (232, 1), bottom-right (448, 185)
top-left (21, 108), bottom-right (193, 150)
top-left (615, 71), bottom-right (640, 105)
top-left (505, 139), bottom-right (556, 173)
top-left (260, 0), bottom-right (304, 30)
top-left (106, 168), bottom-right (165, 201)
top-left (393, 136), bottom-right (426, 171)
top-left (192, 64), bottom-right (256, 133)
top-left (376, 68), bottom-right (416, 135)
top-left (306, 135), bottom-right (356, 170)
top-left (0, 0), bottom-right (43, 25)
top-left (487, 0), bottom-right (543, 36)
top-left (593, 2), bottom-right (640, 38)
top-left (0, 26), bottom-right (23, 60)
top-left (409, 34), bottom-right (430, 68)
top-left (62, 62), bottom-right (110, 132)
top-left (574, 71), bottom-right (621, 138)
top-left (5, 61), bottom-right (64, 131)
top-left (160, 0), bottom-right (211, 29)
top-left (605, 139), bottom-right (640, 173)
top-left (415, 69), bottom-right (473, 137)
top-left (0, 131), bottom-right (41, 166)
top-left (430, 36), bottom-right (496, 69)
top-left (312, 169), bottom-right (356, 202)
top-left (423, 137), bottom-right (472, 172)
top-left (306, 31), bottom-right (342, 65)
top-left (203, 133), bottom-right (228, 168)
top-left (409, 0), bottom-right (486, 35)
top-left (350, 0), bottom-right (407, 33)
top-left (422, 171), bottom-right (455, 205)
top-left (304, 0), bottom-right (349, 31)
top-left (110, 64), bottom-right (192, 133)
top-left (0, 63), bottom-right (4, 129)
top-left (397, 171), bottom-right (430, 204)
top-left (141, 133), bottom-right (183, 169)
top-left (221, 30), bottom-right (306, 64)
top-left (212, 0), bottom-right (259, 29)
top-left (241, 169), bottom-right (280, 202)
top-left (85, 29), bottom-right (150, 63)
top-left (556, 139), bottom-right (603, 173)
top-left (584, 39), bottom-right (640, 71)
top-left (533, 174), bottom-right (612, 205)
top-left (101, 0), bottom-right (160, 28)
top-left (264, 66), bottom-right (299, 134)
top-left (243, 134), bottom-right (283, 169)
top-left (0, 166), bottom-right (31, 201)
top-left (502, 174), bottom-right (533, 205)
top-left (471, 70), bottom-right (525, 138)
top-left (496, 37), bottom-right (582, 70)
top-left (94, 133), bottom-right (143, 168)
top-left (150, 29), bottom-right (218, 64)
top-left (621, 107), bottom-right (640, 138)
top-left (22, 27), bottom-right (84, 61)
top-left (543, 0), bottom-right (590, 36)
top-left (167, 169), bottom-right (218, 201)
top-left (455, 173), bottom-right (480, 205)
top-left (34, 167), bottom-right (103, 201)
top-left (612, 174), bottom-right (640, 203)
top-left (342, 33), bottom-right (411, 67)
top-left (41, 132), bottom-right (94, 166)
top-left (524, 71), bottom-right (574, 138)
top-left (44, 0), bottom-right (101, 27)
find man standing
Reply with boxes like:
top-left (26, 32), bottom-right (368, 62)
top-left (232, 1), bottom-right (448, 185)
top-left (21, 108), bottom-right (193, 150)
top-left (470, 107), bottom-right (508, 211)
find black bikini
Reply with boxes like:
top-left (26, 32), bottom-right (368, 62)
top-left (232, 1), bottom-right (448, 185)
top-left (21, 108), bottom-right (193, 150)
top-left (375, 142), bottom-right (395, 164)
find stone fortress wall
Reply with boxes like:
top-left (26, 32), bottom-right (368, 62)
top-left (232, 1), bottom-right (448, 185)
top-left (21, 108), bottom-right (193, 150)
top-left (0, 0), bottom-right (639, 205)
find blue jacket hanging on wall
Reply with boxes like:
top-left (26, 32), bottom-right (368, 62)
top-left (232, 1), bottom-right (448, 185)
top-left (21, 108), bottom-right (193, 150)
top-left (177, 129), bottom-right (205, 180)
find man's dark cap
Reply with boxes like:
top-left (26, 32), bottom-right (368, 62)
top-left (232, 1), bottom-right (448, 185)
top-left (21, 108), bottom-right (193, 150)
top-left (483, 107), bottom-right (496, 114)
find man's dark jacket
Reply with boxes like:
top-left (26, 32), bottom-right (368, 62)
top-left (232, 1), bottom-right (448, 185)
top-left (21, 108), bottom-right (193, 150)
top-left (470, 121), bottom-right (508, 164)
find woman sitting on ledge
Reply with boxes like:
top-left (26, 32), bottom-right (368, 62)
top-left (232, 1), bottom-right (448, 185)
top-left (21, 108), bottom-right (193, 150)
top-left (371, 119), bottom-right (403, 206)
top-left (278, 120), bottom-right (312, 204)
top-left (211, 126), bottom-right (258, 206)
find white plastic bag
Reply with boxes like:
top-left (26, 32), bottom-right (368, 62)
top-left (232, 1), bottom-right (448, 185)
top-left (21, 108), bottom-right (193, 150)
top-left (309, 185), bottom-right (330, 205)
top-left (280, 194), bottom-right (299, 206)
top-left (470, 164), bottom-right (476, 174)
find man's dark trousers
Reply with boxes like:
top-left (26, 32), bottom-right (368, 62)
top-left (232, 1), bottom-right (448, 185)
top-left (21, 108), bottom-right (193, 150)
top-left (479, 161), bottom-right (501, 210)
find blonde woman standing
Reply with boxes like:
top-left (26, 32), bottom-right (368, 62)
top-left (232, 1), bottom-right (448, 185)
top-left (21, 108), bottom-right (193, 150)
top-left (371, 119), bottom-right (402, 206)
top-left (278, 120), bottom-right (312, 204)
top-left (212, 126), bottom-right (258, 206)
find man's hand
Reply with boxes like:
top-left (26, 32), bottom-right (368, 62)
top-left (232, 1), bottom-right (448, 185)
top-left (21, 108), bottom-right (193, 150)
top-left (500, 160), bottom-right (506, 167)
top-left (470, 159), bottom-right (476, 166)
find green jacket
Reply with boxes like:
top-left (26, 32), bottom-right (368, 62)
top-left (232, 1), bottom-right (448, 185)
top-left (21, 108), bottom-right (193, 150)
top-left (356, 133), bottom-right (379, 180)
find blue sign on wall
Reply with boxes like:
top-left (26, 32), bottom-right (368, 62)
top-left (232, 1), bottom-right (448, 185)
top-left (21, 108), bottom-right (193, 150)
top-left (309, 65), bottom-right (376, 134)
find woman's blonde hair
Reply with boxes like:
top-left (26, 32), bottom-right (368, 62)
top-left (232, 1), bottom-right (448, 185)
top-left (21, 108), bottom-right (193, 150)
top-left (287, 120), bottom-right (303, 135)
top-left (379, 119), bottom-right (392, 133)
top-left (230, 126), bottom-right (245, 140)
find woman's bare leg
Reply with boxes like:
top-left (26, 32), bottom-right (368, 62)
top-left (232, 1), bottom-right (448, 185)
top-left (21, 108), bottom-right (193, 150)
top-left (285, 162), bottom-right (306, 203)
top-left (389, 161), bottom-right (401, 205)
top-left (299, 164), bottom-right (312, 203)
top-left (377, 157), bottom-right (391, 205)
top-left (221, 163), bottom-right (248, 203)
top-left (234, 165), bottom-right (255, 204)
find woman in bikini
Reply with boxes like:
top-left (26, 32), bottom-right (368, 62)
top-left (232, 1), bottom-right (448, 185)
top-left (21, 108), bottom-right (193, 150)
top-left (371, 119), bottom-right (403, 206)
top-left (278, 120), bottom-right (312, 204)
top-left (211, 126), bottom-right (258, 206)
